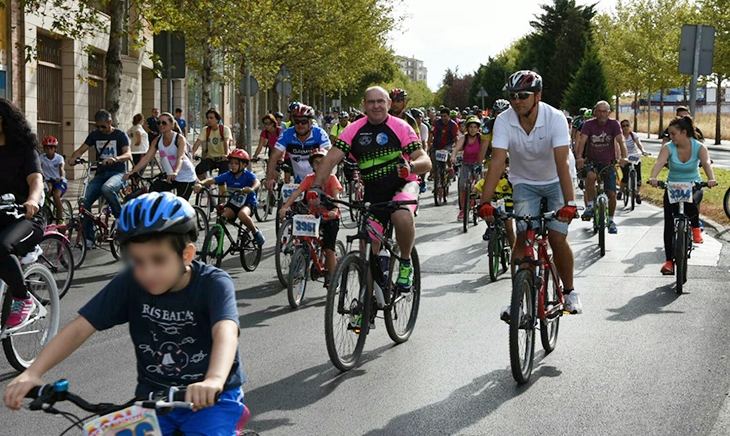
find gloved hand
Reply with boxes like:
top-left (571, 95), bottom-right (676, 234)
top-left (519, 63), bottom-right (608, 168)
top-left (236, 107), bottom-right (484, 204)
top-left (478, 202), bottom-right (495, 219)
top-left (397, 161), bottom-right (413, 179)
top-left (306, 186), bottom-right (325, 207)
top-left (557, 205), bottom-right (577, 223)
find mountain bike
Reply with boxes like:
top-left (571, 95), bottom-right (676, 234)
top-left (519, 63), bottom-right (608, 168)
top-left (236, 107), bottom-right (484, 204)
top-left (0, 199), bottom-right (60, 371)
top-left (39, 224), bottom-right (75, 299)
top-left (433, 149), bottom-right (451, 206)
top-left (486, 199), bottom-right (511, 283)
top-left (344, 158), bottom-right (365, 224)
top-left (200, 192), bottom-right (262, 271)
top-left (496, 203), bottom-right (565, 384)
top-left (275, 201), bottom-right (309, 288)
top-left (286, 212), bottom-right (346, 309)
top-left (656, 180), bottom-right (709, 294)
top-left (324, 197), bottom-right (421, 372)
top-left (621, 153), bottom-right (649, 211)
top-left (25, 379), bottom-right (259, 435)
top-left (40, 186), bottom-right (73, 225)
top-left (582, 162), bottom-right (617, 257)
top-left (193, 155), bottom-right (224, 218)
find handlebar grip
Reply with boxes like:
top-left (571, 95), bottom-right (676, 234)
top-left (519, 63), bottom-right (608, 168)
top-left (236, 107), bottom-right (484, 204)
top-left (171, 389), bottom-right (221, 403)
top-left (25, 384), bottom-right (53, 399)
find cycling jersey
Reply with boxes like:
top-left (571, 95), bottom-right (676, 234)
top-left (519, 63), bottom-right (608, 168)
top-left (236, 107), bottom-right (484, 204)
top-left (335, 115), bottom-right (421, 203)
top-left (431, 120), bottom-right (459, 150)
top-left (390, 111), bottom-right (421, 137)
top-left (330, 122), bottom-right (350, 139)
top-left (274, 126), bottom-right (332, 181)
top-left (214, 170), bottom-right (258, 207)
top-left (462, 134), bottom-right (482, 163)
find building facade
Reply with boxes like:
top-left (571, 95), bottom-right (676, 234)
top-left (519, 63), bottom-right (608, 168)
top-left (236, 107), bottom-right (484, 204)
top-left (396, 55), bottom-right (427, 83)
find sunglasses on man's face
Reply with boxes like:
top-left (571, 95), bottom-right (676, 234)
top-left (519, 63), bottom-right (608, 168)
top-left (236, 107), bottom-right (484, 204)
top-left (508, 91), bottom-right (534, 101)
top-left (293, 119), bottom-right (310, 125)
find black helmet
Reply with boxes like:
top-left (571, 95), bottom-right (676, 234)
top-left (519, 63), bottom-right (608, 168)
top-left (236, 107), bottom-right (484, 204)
top-left (503, 70), bottom-right (543, 93)
top-left (274, 112), bottom-right (284, 119)
top-left (409, 108), bottom-right (424, 119)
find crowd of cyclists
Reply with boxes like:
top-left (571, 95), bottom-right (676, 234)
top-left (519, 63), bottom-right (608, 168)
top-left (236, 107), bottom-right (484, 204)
top-left (0, 66), bottom-right (720, 434)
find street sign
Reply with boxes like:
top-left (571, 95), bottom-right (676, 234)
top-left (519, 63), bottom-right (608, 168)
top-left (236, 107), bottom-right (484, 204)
top-left (679, 25), bottom-right (715, 75)
top-left (276, 81), bottom-right (293, 96)
top-left (277, 65), bottom-right (291, 81)
top-left (239, 76), bottom-right (259, 96)
top-left (476, 87), bottom-right (488, 98)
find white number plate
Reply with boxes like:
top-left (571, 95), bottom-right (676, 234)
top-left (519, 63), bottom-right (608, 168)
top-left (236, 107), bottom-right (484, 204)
top-left (230, 192), bottom-right (247, 207)
top-left (667, 182), bottom-right (694, 204)
top-left (83, 405), bottom-right (162, 435)
top-left (435, 150), bottom-right (449, 162)
top-left (491, 198), bottom-right (506, 212)
top-left (281, 183), bottom-right (302, 203)
top-left (292, 214), bottom-right (320, 237)
top-left (628, 154), bottom-right (641, 164)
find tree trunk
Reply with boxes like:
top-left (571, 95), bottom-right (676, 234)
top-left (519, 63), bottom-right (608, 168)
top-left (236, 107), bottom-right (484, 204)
top-left (104, 0), bottom-right (125, 123)
top-left (615, 94), bottom-right (619, 120)
top-left (200, 25), bottom-right (213, 122)
top-left (716, 74), bottom-right (723, 145)
top-left (658, 86), bottom-right (665, 140)
top-left (633, 91), bottom-right (638, 131)
top-left (237, 60), bottom-right (246, 147)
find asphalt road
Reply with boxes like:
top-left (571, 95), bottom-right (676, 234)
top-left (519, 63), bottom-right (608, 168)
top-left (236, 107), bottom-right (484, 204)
top-left (2, 189), bottom-right (730, 436)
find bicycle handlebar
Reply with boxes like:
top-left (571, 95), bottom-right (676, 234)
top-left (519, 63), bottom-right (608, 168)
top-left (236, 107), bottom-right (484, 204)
top-left (323, 196), bottom-right (418, 212)
top-left (649, 180), bottom-right (711, 189)
top-left (129, 171), bottom-right (168, 182)
top-left (495, 209), bottom-right (558, 223)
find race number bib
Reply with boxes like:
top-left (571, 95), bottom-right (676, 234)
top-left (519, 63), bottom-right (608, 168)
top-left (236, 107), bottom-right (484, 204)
top-left (667, 182), bottom-right (694, 204)
top-left (281, 183), bottom-right (302, 202)
top-left (83, 406), bottom-right (162, 436)
top-left (435, 150), bottom-right (449, 162)
top-left (230, 191), bottom-right (248, 207)
top-left (292, 214), bottom-right (320, 237)
top-left (627, 154), bottom-right (641, 164)
top-left (491, 198), bottom-right (506, 213)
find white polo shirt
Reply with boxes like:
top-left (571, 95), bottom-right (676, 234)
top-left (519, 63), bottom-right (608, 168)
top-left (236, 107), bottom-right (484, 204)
top-left (491, 101), bottom-right (571, 186)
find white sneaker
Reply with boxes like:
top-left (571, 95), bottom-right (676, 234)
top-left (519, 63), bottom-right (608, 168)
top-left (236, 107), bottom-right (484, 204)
top-left (564, 292), bottom-right (583, 314)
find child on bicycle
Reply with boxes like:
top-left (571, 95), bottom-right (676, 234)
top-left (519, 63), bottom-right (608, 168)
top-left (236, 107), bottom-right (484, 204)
top-left (279, 148), bottom-right (341, 287)
top-left (195, 149), bottom-right (265, 246)
top-left (474, 162), bottom-right (515, 247)
top-left (40, 136), bottom-right (67, 224)
top-left (4, 192), bottom-right (250, 435)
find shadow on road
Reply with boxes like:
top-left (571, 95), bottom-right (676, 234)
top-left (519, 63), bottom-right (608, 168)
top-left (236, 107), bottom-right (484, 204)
top-left (421, 274), bottom-right (492, 298)
top-left (605, 283), bottom-right (682, 322)
top-left (621, 245), bottom-right (664, 274)
top-left (362, 356), bottom-right (561, 436)
top-left (235, 278), bottom-right (284, 301)
top-left (240, 296), bottom-right (326, 329)
top-left (68, 272), bottom-right (118, 286)
top-left (246, 344), bottom-right (394, 432)
top-left (573, 244), bottom-right (603, 273)
top-left (420, 242), bottom-right (484, 274)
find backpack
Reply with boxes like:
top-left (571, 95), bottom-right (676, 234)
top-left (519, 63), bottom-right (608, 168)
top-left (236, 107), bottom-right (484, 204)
top-left (204, 125), bottom-right (225, 155)
top-left (434, 120), bottom-right (454, 149)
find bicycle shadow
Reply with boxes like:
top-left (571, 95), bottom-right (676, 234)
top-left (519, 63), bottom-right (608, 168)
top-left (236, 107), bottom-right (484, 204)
top-left (67, 272), bottom-right (118, 286)
top-left (605, 283), bottom-right (682, 322)
top-left (239, 296), bottom-right (326, 329)
top-left (421, 274), bottom-right (492, 299)
top-left (245, 344), bottom-right (393, 432)
top-left (573, 244), bottom-right (603, 273)
top-left (621, 246), bottom-right (665, 274)
top-left (362, 358), bottom-right (561, 436)
top-left (234, 278), bottom-right (284, 301)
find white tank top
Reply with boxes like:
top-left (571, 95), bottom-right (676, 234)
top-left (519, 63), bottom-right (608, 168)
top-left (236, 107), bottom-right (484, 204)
top-left (157, 132), bottom-right (196, 182)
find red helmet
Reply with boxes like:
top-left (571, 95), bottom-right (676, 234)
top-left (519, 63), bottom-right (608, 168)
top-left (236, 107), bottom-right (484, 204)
top-left (389, 88), bottom-right (408, 101)
top-left (291, 105), bottom-right (314, 119)
top-left (228, 148), bottom-right (250, 162)
top-left (42, 136), bottom-right (59, 147)
top-left (308, 148), bottom-right (328, 165)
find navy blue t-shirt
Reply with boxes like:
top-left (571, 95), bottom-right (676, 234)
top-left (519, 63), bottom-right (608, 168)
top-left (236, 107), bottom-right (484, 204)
top-left (79, 261), bottom-right (245, 398)
top-left (84, 128), bottom-right (129, 174)
top-left (176, 117), bottom-right (187, 134)
top-left (214, 170), bottom-right (258, 207)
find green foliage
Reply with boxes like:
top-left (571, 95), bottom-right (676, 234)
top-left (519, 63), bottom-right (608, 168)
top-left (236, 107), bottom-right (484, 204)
top-left (469, 45), bottom-right (519, 110)
top-left (561, 46), bottom-right (610, 114)
top-left (380, 70), bottom-right (433, 108)
top-left (435, 68), bottom-right (473, 109)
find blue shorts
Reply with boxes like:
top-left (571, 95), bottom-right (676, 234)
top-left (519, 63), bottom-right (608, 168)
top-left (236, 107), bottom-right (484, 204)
top-left (157, 387), bottom-right (249, 436)
top-left (50, 180), bottom-right (67, 195)
top-left (588, 162), bottom-right (617, 193)
top-left (512, 182), bottom-right (569, 235)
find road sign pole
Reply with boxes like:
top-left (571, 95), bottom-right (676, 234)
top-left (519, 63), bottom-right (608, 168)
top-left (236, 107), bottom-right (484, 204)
top-left (481, 96), bottom-right (485, 111)
top-left (245, 61), bottom-right (253, 152)
top-left (690, 25), bottom-right (703, 117)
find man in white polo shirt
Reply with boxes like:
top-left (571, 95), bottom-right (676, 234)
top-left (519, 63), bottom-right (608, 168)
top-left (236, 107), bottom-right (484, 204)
top-left (478, 70), bottom-right (582, 315)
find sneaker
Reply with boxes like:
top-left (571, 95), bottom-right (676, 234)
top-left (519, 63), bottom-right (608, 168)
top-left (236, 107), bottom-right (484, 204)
top-left (616, 191), bottom-right (623, 200)
top-left (420, 184), bottom-right (427, 194)
top-left (6, 297), bottom-right (36, 328)
top-left (254, 230), bottom-right (265, 246)
top-left (499, 305), bottom-right (530, 328)
top-left (699, 220), bottom-right (704, 232)
top-left (396, 262), bottom-right (414, 290)
top-left (608, 221), bottom-right (618, 234)
top-left (457, 210), bottom-right (464, 221)
top-left (448, 168), bottom-right (455, 178)
top-left (563, 292), bottom-right (583, 314)
top-left (661, 260), bottom-right (675, 275)
top-left (482, 229), bottom-right (490, 241)
top-left (692, 227), bottom-right (703, 244)
top-left (581, 209), bottom-right (594, 221)
top-left (636, 194), bottom-right (642, 204)
top-left (86, 239), bottom-right (94, 249)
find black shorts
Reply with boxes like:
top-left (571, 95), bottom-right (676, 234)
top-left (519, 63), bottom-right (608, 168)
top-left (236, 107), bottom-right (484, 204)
top-left (224, 202), bottom-right (253, 217)
top-left (621, 162), bottom-right (642, 185)
top-left (283, 158), bottom-right (293, 173)
top-left (150, 180), bottom-right (196, 201)
top-left (320, 219), bottom-right (339, 251)
top-left (195, 158), bottom-right (229, 176)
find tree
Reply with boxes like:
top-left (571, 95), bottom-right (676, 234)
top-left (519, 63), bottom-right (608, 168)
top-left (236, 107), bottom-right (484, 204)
top-left (381, 71), bottom-right (432, 108)
top-left (561, 47), bottom-right (610, 114)
top-left (698, 0), bottom-right (730, 144)
top-left (435, 68), bottom-right (473, 109)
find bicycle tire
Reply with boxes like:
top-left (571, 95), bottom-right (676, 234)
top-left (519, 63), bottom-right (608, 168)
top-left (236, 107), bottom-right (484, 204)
top-left (38, 233), bottom-right (74, 299)
top-left (1, 263), bottom-right (60, 371)
top-left (109, 221), bottom-right (122, 261)
top-left (324, 251), bottom-right (370, 371)
top-left (193, 206), bottom-right (209, 260)
top-left (675, 221), bottom-right (687, 294)
top-left (509, 269), bottom-right (536, 384)
top-left (287, 247), bottom-right (309, 309)
top-left (598, 198), bottom-right (606, 257)
top-left (275, 197), bottom-right (283, 234)
top-left (195, 188), bottom-right (213, 218)
top-left (724, 187), bottom-right (730, 221)
top-left (335, 240), bottom-right (346, 260)
top-left (622, 186), bottom-right (629, 208)
top-left (488, 226), bottom-right (500, 282)
top-left (61, 200), bottom-right (73, 222)
top-left (629, 171), bottom-right (636, 211)
top-left (500, 230), bottom-right (511, 274)
top-left (275, 219), bottom-right (294, 287)
top-left (202, 225), bottom-right (224, 268)
top-left (385, 247), bottom-right (421, 343)
top-left (433, 163), bottom-right (441, 206)
top-left (539, 267), bottom-right (560, 353)
top-left (462, 187), bottom-right (470, 233)
top-left (254, 186), bottom-right (270, 222)
top-left (239, 230), bottom-right (262, 272)
top-left (65, 218), bottom-right (87, 270)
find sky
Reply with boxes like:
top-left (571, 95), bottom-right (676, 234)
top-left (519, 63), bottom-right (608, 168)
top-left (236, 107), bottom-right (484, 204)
top-left (389, 0), bottom-right (620, 91)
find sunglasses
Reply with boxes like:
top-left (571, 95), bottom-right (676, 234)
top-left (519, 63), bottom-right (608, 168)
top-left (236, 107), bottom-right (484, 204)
top-left (293, 119), bottom-right (310, 125)
top-left (96, 124), bottom-right (108, 129)
top-left (263, 122), bottom-right (273, 127)
top-left (508, 92), bottom-right (534, 101)
top-left (160, 121), bottom-right (170, 126)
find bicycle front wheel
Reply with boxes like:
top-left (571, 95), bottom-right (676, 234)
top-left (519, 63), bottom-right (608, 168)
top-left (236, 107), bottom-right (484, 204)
top-left (195, 188), bottom-right (213, 218)
top-left (509, 269), bottom-right (536, 384)
top-left (287, 246), bottom-right (309, 309)
top-left (61, 200), bottom-right (73, 222)
top-left (202, 225), bottom-right (224, 268)
top-left (462, 187), bottom-right (470, 233)
top-left (487, 226), bottom-right (500, 282)
top-left (629, 171), bottom-right (637, 211)
top-left (724, 187), bottom-right (730, 221)
top-left (598, 198), bottom-right (606, 257)
top-left (38, 233), bottom-right (75, 299)
top-left (539, 269), bottom-right (560, 353)
top-left (239, 231), bottom-right (262, 272)
top-left (275, 220), bottom-right (294, 287)
top-left (325, 252), bottom-right (370, 371)
top-left (254, 186), bottom-right (270, 222)
top-left (109, 221), bottom-right (123, 261)
top-left (385, 247), bottom-right (421, 343)
top-left (675, 222), bottom-right (687, 294)
top-left (1, 264), bottom-right (60, 371)
top-left (193, 206), bottom-right (209, 260)
top-left (65, 218), bottom-right (87, 269)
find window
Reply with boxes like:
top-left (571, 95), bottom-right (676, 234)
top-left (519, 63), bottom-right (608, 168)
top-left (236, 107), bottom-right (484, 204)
top-left (36, 36), bottom-right (62, 141)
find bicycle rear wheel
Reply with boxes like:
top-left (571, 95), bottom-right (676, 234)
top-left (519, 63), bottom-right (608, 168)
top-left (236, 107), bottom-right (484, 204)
top-left (275, 219), bottom-right (294, 287)
top-left (509, 269), bottom-right (536, 384)
top-left (385, 247), bottom-right (421, 343)
top-left (65, 218), bottom-right (86, 269)
top-left (487, 226), bottom-right (500, 282)
top-left (38, 233), bottom-right (74, 299)
top-left (239, 231), bottom-right (262, 272)
top-left (202, 225), bottom-right (224, 268)
top-left (193, 206), bottom-right (209, 260)
top-left (254, 186), bottom-right (270, 222)
top-left (195, 188), bottom-right (213, 218)
top-left (675, 222), bottom-right (687, 294)
top-left (287, 246), bottom-right (309, 309)
top-left (598, 198), bottom-right (606, 257)
top-left (1, 264), bottom-right (60, 371)
top-left (629, 171), bottom-right (637, 211)
top-left (61, 200), bottom-right (73, 222)
top-left (724, 187), bottom-right (730, 221)
top-left (325, 252), bottom-right (370, 371)
top-left (539, 268), bottom-right (560, 353)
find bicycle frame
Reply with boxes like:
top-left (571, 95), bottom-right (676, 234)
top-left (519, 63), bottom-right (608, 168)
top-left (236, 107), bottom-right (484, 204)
top-left (293, 235), bottom-right (326, 275)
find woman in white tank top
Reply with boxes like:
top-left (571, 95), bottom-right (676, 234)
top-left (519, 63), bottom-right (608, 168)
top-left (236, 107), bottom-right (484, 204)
top-left (124, 112), bottom-right (197, 200)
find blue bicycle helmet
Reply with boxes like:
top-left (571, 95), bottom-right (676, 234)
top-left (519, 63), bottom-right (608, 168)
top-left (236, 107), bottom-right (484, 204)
top-left (116, 192), bottom-right (198, 245)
